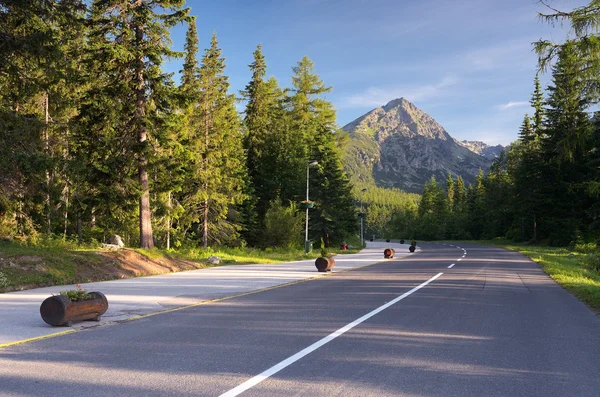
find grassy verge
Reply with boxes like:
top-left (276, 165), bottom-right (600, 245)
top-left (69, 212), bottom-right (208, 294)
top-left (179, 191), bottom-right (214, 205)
top-left (0, 240), bottom-right (364, 292)
top-left (148, 244), bottom-right (363, 265)
top-left (476, 239), bottom-right (600, 314)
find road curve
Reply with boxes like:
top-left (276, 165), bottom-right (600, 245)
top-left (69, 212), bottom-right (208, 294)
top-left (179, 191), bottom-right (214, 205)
top-left (0, 242), bottom-right (598, 397)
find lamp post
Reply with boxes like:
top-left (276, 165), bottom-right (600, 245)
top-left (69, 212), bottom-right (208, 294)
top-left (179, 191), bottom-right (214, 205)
top-left (305, 160), bottom-right (319, 253)
top-left (360, 188), bottom-right (367, 246)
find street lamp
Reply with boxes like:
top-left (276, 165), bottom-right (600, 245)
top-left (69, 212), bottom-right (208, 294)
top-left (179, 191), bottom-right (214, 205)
top-left (305, 160), bottom-right (319, 253)
top-left (360, 188), bottom-right (367, 246)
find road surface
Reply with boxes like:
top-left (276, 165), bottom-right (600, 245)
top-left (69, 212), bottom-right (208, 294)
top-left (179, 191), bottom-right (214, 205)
top-left (1, 242), bottom-right (598, 397)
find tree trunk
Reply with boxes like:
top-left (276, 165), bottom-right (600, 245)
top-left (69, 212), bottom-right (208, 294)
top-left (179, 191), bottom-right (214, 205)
top-left (203, 199), bottom-right (208, 249)
top-left (166, 191), bottom-right (171, 250)
top-left (44, 93), bottom-right (51, 235)
top-left (77, 209), bottom-right (82, 246)
top-left (135, 23), bottom-right (154, 249)
top-left (202, 94), bottom-right (211, 250)
top-left (63, 182), bottom-right (69, 239)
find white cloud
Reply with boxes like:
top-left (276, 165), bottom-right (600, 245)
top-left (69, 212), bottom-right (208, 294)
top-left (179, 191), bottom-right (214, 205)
top-left (497, 101), bottom-right (530, 110)
top-left (339, 75), bottom-right (458, 108)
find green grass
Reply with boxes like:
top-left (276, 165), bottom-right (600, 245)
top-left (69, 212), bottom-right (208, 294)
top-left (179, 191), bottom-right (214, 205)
top-left (475, 239), bottom-right (600, 314)
top-left (0, 240), bottom-right (107, 289)
top-left (0, 239), bottom-right (365, 292)
top-left (135, 244), bottom-right (363, 265)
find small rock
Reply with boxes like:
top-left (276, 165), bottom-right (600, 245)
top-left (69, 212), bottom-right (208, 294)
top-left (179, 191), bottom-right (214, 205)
top-left (102, 243), bottom-right (121, 251)
top-left (109, 235), bottom-right (125, 248)
top-left (206, 256), bottom-right (221, 265)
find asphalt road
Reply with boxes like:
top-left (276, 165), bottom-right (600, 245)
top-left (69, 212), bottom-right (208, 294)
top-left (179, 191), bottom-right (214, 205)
top-left (1, 243), bottom-right (599, 397)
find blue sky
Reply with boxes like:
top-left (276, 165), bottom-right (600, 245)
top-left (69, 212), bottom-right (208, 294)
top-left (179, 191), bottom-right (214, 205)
top-left (164, 0), bottom-right (588, 146)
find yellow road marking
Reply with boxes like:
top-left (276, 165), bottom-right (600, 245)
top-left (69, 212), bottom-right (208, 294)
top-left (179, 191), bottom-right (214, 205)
top-left (0, 329), bottom-right (78, 349)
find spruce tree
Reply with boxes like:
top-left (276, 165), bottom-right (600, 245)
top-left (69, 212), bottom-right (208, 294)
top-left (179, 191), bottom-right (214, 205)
top-left (519, 114), bottom-right (534, 141)
top-left (0, 0), bottom-right (86, 239)
top-left (188, 33), bottom-right (246, 248)
top-left (541, 41), bottom-right (593, 241)
top-left (531, 74), bottom-right (545, 136)
top-left (536, 1), bottom-right (600, 103)
top-left (446, 173), bottom-right (455, 211)
top-left (76, 0), bottom-right (188, 248)
top-left (544, 41), bottom-right (592, 163)
top-left (453, 176), bottom-right (466, 213)
top-left (240, 45), bottom-right (284, 244)
top-left (287, 56), bottom-right (355, 244)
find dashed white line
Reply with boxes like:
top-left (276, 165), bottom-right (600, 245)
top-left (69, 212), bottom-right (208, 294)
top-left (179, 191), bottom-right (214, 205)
top-left (448, 264), bottom-right (455, 269)
top-left (218, 272), bottom-right (445, 397)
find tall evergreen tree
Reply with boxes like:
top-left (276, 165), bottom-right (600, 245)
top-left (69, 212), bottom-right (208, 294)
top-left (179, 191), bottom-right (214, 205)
top-left (453, 175), bottom-right (466, 213)
top-left (0, 0), bottom-right (87, 239)
top-left (519, 114), bottom-right (534, 141)
top-left (536, 1), bottom-right (600, 103)
top-left (75, 0), bottom-right (188, 248)
top-left (187, 33), bottom-right (246, 248)
top-left (531, 73), bottom-right (545, 136)
top-left (240, 45), bottom-right (284, 244)
top-left (541, 41), bottom-right (593, 242)
top-left (286, 56), bottom-right (355, 244)
top-left (446, 173), bottom-right (455, 211)
top-left (544, 41), bottom-right (593, 163)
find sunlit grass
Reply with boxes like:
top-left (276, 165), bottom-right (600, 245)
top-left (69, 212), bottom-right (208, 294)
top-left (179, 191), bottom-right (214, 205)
top-left (477, 239), bottom-right (600, 314)
top-left (0, 240), bottom-right (107, 289)
top-left (1, 238), bottom-right (364, 291)
top-left (134, 244), bottom-right (363, 265)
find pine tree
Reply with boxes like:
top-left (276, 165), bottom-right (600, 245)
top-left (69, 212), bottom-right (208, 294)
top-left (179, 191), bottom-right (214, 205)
top-left (453, 176), bottom-right (466, 213)
top-left (446, 173), bottom-right (455, 211)
top-left (519, 114), bottom-right (534, 141)
top-left (286, 57), bottom-right (355, 244)
top-left (187, 33), bottom-right (246, 248)
top-left (181, 17), bottom-right (200, 97)
top-left (75, 0), bottom-right (188, 248)
top-left (240, 45), bottom-right (284, 244)
top-left (536, 1), bottom-right (600, 103)
top-left (531, 74), bottom-right (545, 136)
top-left (541, 41), bottom-right (593, 242)
top-left (0, 0), bottom-right (87, 239)
top-left (544, 41), bottom-right (593, 164)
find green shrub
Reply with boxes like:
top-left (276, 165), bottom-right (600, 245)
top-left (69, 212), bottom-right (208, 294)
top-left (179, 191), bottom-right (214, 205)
top-left (587, 253), bottom-right (600, 272)
top-left (261, 200), bottom-right (303, 249)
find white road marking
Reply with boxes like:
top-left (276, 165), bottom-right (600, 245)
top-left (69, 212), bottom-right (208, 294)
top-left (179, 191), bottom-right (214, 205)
top-left (457, 258), bottom-right (462, 261)
top-left (448, 264), bottom-right (455, 268)
top-left (218, 272), bottom-right (444, 397)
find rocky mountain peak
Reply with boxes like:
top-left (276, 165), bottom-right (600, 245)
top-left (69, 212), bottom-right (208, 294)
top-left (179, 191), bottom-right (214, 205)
top-left (382, 97), bottom-right (410, 111)
top-left (342, 99), bottom-right (492, 193)
top-left (346, 97), bottom-right (449, 142)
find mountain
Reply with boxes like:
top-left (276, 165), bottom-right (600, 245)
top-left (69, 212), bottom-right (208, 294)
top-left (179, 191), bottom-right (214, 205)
top-left (342, 98), bottom-right (493, 193)
top-left (456, 140), bottom-right (504, 160)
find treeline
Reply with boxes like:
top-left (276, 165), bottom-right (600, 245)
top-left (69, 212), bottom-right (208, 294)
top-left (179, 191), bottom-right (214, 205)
top-left (383, 2), bottom-right (600, 246)
top-left (0, 0), bottom-right (356, 249)
top-left (352, 184), bottom-right (419, 239)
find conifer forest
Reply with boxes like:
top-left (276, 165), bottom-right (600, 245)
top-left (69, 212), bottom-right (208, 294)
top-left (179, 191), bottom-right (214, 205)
top-left (1, 0), bottom-right (599, 250)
